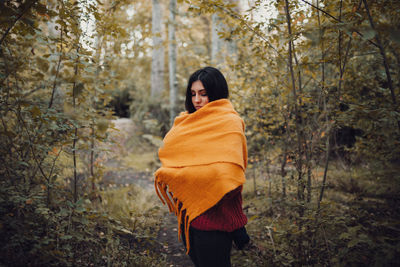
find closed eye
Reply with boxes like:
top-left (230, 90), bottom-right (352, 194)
top-left (191, 89), bottom-right (207, 96)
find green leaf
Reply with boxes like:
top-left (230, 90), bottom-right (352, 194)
top-left (361, 29), bottom-right (376, 41)
top-left (347, 238), bottom-right (359, 248)
top-left (18, 161), bottom-right (30, 167)
top-left (76, 206), bottom-right (86, 213)
top-left (60, 235), bottom-right (73, 240)
top-left (339, 232), bottom-right (350, 240)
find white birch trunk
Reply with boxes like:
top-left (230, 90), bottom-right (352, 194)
top-left (151, 0), bottom-right (164, 99)
top-left (169, 0), bottom-right (178, 125)
top-left (211, 0), bottom-right (241, 65)
top-left (211, 13), bottom-right (224, 65)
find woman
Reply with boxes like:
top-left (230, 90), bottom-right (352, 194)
top-left (155, 66), bottom-right (250, 267)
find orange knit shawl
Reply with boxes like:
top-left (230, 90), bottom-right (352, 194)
top-left (154, 99), bottom-right (247, 253)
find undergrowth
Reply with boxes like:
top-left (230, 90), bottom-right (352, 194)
top-left (0, 181), bottom-right (168, 267)
top-left (231, 163), bottom-right (400, 266)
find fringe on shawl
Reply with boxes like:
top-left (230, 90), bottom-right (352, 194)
top-left (154, 177), bottom-right (192, 254)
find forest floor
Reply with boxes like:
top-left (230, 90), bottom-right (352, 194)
top-left (99, 118), bottom-right (400, 267)
top-left (102, 118), bottom-right (194, 267)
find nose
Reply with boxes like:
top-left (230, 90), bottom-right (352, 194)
top-left (194, 94), bottom-right (200, 103)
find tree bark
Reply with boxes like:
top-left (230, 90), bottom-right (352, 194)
top-left (211, 0), bottom-right (240, 64)
top-left (168, 0), bottom-right (177, 125)
top-left (151, 0), bottom-right (164, 99)
top-left (211, 13), bottom-right (224, 64)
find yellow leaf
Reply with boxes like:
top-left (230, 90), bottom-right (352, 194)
top-left (30, 106), bottom-right (41, 118)
top-left (36, 57), bottom-right (49, 72)
top-left (248, 215), bottom-right (258, 222)
top-left (97, 119), bottom-right (109, 133)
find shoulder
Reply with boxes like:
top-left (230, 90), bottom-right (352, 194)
top-left (225, 111), bottom-right (245, 131)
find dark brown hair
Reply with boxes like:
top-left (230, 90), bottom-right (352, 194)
top-left (185, 66), bottom-right (229, 113)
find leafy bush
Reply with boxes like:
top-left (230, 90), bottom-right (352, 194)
top-left (237, 165), bottom-right (400, 267)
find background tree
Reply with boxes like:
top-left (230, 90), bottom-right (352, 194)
top-left (151, 0), bottom-right (165, 99)
top-left (168, 0), bottom-right (178, 124)
top-left (1, 0), bottom-right (399, 266)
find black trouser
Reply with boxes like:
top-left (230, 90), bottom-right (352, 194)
top-left (183, 227), bottom-right (233, 267)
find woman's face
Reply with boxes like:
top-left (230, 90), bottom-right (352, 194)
top-left (191, 80), bottom-right (209, 110)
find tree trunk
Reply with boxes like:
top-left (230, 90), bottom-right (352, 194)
top-left (284, 0), bottom-right (304, 201)
top-left (72, 46), bottom-right (80, 203)
top-left (151, 0), bottom-right (164, 99)
top-left (211, 13), bottom-right (224, 64)
top-left (211, 0), bottom-right (240, 64)
top-left (168, 0), bottom-right (177, 125)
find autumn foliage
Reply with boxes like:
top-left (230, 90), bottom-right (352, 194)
top-left (1, 0), bottom-right (399, 266)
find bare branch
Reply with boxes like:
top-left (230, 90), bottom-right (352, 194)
top-left (0, 0), bottom-right (39, 46)
top-left (48, 28), bottom-right (64, 109)
top-left (300, 0), bottom-right (379, 48)
top-left (285, 0), bottom-right (305, 201)
top-left (15, 109), bottom-right (49, 181)
top-left (362, 0), bottom-right (400, 131)
top-left (208, 1), bottom-right (285, 62)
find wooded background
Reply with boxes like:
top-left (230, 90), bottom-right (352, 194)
top-left (1, 0), bottom-right (399, 266)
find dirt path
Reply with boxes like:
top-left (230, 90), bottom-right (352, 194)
top-left (157, 213), bottom-right (194, 267)
top-left (104, 118), bottom-right (194, 267)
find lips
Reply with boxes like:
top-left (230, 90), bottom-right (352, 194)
top-left (195, 106), bottom-right (202, 109)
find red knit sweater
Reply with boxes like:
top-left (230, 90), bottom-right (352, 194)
top-left (190, 186), bottom-right (247, 232)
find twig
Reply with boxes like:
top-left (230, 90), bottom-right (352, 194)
top-left (0, 0), bottom-right (39, 46)
top-left (321, 226), bottom-right (332, 265)
top-left (72, 45), bottom-right (80, 203)
top-left (205, 1), bottom-right (285, 62)
top-left (47, 146), bottom-right (63, 206)
top-left (0, 151), bottom-right (13, 182)
top-left (318, 126), bottom-right (332, 210)
top-left (0, 40), bottom-right (11, 95)
top-left (14, 109), bottom-right (48, 181)
top-left (265, 226), bottom-right (277, 257)
top-left (338, 38), bottom-right (352, 98)
top-left (48, 27), bottom-right (64, 109)
top-left (90, 120), bottom-right (96, 191)
top-left (23, 85), bottom-right (45, 98)
top-left (300, 0), bottom-right (379, 48)
top-left (362, 0), bottom-right (399, 131)
top-left (284, 0), bottom-right (305, 201)
top-left (48, 146), bottom-right (63, 180)
top-left (1, 114), bottom-right (23, 159)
